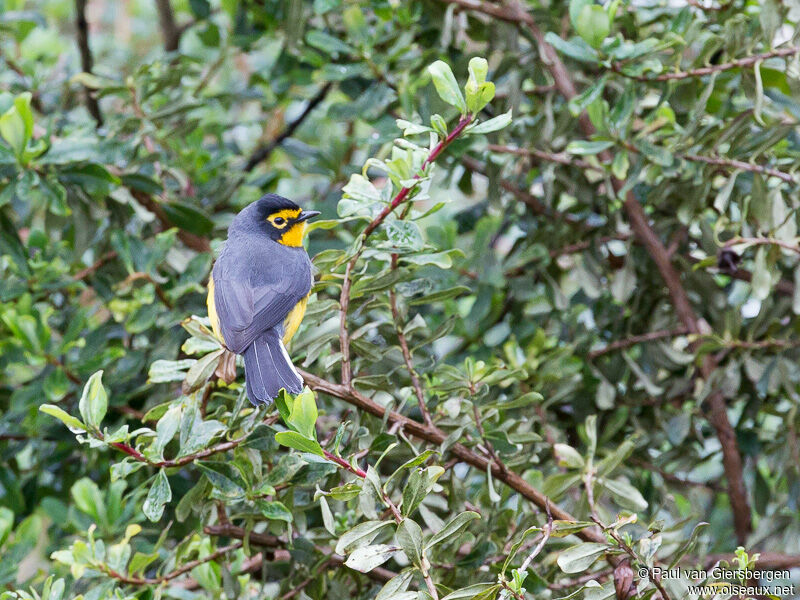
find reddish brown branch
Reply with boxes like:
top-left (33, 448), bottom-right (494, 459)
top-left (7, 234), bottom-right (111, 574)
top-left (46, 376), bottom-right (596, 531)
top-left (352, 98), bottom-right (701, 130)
top-left (104, 434), bottom-right (247, 468)
top-left (154, 0), bottom-right (181, 51)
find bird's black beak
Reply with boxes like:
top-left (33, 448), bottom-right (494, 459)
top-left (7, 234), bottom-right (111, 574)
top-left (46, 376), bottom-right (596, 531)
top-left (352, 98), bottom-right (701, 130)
top-left (296, 210), bottom-right (321, 223)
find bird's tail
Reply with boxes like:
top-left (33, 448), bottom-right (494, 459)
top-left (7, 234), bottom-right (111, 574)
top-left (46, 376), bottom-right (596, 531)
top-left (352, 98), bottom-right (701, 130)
top-left (243, 328), bottom-right (303, 405)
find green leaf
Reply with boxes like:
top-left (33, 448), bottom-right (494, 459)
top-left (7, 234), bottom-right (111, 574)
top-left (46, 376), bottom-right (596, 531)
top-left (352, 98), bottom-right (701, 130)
top-left (465, 57), bottom-right (495, 114)
top-left (256, 500), bottom-right (293, 522)
top-left (142, 471), bottom-right (172, 522)
top-left (428, 60), bottom-right (467, 113)
top-left (288, 387), bottom-right (319, 439)
top-left (161, 201), bottom-right (214, 236)
top-left (396, 519), bottom-right (423, 566)
top-left (441, 584), bottom-right (500, 600)
top-left (183, 348), bottom-right (223, 393)
top-left (468, 110), bottom-right (512, 134)
top-left (565, 140), bottom-right (614, 155)
top-left (344, 544), bottom-right (399, 573)
top-left (0, 94), bottom-right (32, 159)
top-left (39, 404), bottom-right (86, 434)
top-left (599, 477), bottom-right (648, 511)
top-left (274, 431), bottom-right (324, 456)
top-left (71, 478), bottom-right (104, 523)
top-left (0, 507), bottom-right (13, 546)
top-left (427, 511), bottom-right (480, 549)
top-left (556, 542), bottom-right (607, 573)
top-left (78, 371), bottom-right (107, 430)
top-left (544, 32), bottom-right (599, 64)
top-left (554, 443), bottom-right (585, 469)
top-left (575, 5), bottom-right (610, 49)
top-left (154, 404), bottom-right (181, 459)
top-left (569, 0), bottom-right (593, 29)
top-left (751, 247), bottom-right (771, 300)
top-left (335, 520), bottom-right (393, 555)
top-left (409, 285), bottom-right (471, 305)
top-left (305, 29), bottom-right (353, 57)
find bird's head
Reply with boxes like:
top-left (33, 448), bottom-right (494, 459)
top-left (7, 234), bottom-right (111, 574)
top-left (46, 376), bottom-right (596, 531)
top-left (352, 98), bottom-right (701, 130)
top-left (233, 193), bottom-right (320, 247)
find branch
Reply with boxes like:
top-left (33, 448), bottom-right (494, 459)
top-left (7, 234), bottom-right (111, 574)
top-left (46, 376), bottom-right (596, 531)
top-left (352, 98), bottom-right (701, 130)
top-left (588, 328), bottom-right (691, 359)
top-left (389, 255), bottom-right (434, 427)
top-left (489, 144), bottom-right (797, 185)
top-left (103, 432), bottom-right (248, 468)
top-left (154, 0), bottom-right (181, 51)
top-left (244, 83), bottom-right (333, 172)
top-left (130, 189), bottom-right (211, 252)
top-left (487, 144), bottom-right (597, 171)
top-left (73, 251), bottom-right (118, 280)
top-left (631, 458), bottom-right (724, 492)
top-left (99, 541), bottom-right (242, 585)
top-left (615, 46), bottom-right (800, 82)
top-left (298, 369), bottom-right (611, 548)
top-left (74, 0), bottom-right (103, 126)
top-left (684, 154), bottom-right (796, 184)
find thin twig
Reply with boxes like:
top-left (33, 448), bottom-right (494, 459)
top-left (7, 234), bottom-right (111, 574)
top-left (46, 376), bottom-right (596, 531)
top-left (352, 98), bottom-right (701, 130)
top-left (99, 541), bottom-right (242, 585)
top-left (244, 83), bottom-right (333, 172)
top-left (103, 433), bottom-right (248, 468)
top-left (518, 503), bottom-right (553, 573)
top-left (614, 46), bottom-right (800, 82)
top-left (588, 328), bottom-right (691, 359)
top-left (389, 255), bottom-right (434, 427)
top-left (684, 154), bottom-right (796, 184)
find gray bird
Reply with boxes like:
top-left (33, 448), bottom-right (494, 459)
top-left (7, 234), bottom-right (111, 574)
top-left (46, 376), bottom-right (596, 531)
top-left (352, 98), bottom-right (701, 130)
top-left (207, 194), bottom-right (320, 404)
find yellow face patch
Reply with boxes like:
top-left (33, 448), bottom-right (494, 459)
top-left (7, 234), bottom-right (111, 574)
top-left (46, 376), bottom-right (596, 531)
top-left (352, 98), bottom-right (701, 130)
top-left (267, 208), bottom-right (301, 230)
top-left (266, 208), bottom-right (308, 247)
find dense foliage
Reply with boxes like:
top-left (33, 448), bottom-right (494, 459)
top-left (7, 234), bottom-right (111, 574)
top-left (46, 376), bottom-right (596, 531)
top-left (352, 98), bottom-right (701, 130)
top-left (2, 0), bottom-right (800, 598)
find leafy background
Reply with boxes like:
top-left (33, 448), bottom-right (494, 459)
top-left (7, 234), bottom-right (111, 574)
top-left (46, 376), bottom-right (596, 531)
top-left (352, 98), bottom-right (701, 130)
top-left (2, 0), bottom-right (800, 599)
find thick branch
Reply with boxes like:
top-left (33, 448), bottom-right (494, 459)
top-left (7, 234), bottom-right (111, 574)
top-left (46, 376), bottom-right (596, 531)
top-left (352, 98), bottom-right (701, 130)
top-left (154, 0), bottom-right (181, 51)
top-left (74, 0), bottom-right (103, 126)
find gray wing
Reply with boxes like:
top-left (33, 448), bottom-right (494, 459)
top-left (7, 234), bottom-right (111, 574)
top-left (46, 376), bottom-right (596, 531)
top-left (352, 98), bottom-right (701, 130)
top-left (213, 244), bottom-right (311, 354)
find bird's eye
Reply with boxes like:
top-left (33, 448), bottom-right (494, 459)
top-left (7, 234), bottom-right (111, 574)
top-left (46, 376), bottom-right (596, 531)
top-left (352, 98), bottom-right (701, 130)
top-left (273, 217), bottom-right (286, 226)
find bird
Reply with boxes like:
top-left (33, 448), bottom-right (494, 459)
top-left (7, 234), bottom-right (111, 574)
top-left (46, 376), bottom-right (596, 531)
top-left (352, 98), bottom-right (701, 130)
top-left (207, 194), bottom-right (320, 405)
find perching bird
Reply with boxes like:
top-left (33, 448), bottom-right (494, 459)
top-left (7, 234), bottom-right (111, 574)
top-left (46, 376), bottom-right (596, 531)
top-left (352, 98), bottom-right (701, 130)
top-left (207, 194), bottom-right (319, 405)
